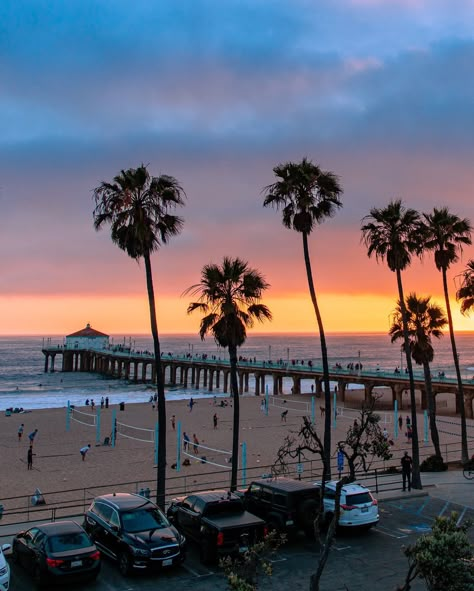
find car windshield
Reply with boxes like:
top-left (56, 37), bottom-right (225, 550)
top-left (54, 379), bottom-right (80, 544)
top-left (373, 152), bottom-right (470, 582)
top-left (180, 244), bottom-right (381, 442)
top-left (346, 492), bottom-right (372, 505)
top-left (48, 532), bottom-right (91, 553)
top-left (121, 508), bottom-right (169, 532)
top-left (205, 500), bottom-right (243, 516)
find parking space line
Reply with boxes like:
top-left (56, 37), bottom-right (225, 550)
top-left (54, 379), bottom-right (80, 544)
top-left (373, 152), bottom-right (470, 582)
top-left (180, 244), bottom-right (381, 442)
top-left (456, 507), bottom-right (468, 526)
top-left (333, 544), bottom-right (351, 551)
top-left (416, 498), bottom-right (430, 516)
top-left (438, 500), bottom-right (450, 518)
top-left (375, 525), bottom-right (408, 539)
top-left (269, 556), bottom-right (288, 563)
top-left (181, 563), bottom-right (215, 577)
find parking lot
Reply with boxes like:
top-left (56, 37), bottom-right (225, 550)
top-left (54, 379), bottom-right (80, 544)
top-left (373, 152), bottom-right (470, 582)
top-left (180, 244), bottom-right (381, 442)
top-left (6, 495), bottom-right (474, 591)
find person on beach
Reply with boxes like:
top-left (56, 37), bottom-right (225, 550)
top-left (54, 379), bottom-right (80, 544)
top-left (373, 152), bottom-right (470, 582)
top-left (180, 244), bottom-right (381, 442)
top-left (27, 445), bottom-right (34, 470)
top-left (171, 415), bottom-right (176, 430)
top-left (398, 416), bottom-right (403, 431)
top-left (85, 399), bottom-right (90, 406)
top-left (406, 415), bottom-right (411, 428)
top-left (18, 423), bottom-right (24, 442)
top-left (91, 399), bottom-right (95, 411)
top-left (193, 434), bottom-right (199, 454)
top-left (401, 451), bottom-right (413, 491)
top-left (101, 396), bottom-right (105, 409)
top-left (80, 444), bottom-right (91, 461)
top-left (183, 432), bottom-right (190, 451)
top-left (406, 425), bottom-right (413, 443)
top-left (383, 428), bottom-right (389, 441)
top-left (213, 413), bottom-right (218, 429)
top-left (28, 429), bottom-right (38, 446)
top-left (189, 398), bottom-right (195, 412)
top-left (281, 409), bottom-right (288, 422)
top-left (105, 396), bottom-right (109, 409)
top-left (260, 399), bottom-right (265, 412)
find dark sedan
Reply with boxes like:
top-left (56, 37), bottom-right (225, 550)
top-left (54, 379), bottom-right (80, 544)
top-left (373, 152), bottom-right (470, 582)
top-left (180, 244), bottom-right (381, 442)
top-left (12, 520), bottom-right (100, 587)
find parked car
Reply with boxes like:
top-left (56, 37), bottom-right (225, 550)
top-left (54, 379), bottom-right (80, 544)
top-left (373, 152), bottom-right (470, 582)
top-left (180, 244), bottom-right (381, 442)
top-left (12, 520), bottom-right (100, 587)
top-left (83, 492), bottom-right (186, 576)
top-left (316, 481), bottom-right (379, 529)
top-left (238, 477), bottom-right (321, 538)
top-left (0, 543), bottom-right (11, 591)
top-left (167, 490), bottom-right (266, 564)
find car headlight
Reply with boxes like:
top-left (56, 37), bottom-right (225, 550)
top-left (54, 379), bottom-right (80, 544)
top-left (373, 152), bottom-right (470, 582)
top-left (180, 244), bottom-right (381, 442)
top-left (130, 546), bottom-right (150, 557)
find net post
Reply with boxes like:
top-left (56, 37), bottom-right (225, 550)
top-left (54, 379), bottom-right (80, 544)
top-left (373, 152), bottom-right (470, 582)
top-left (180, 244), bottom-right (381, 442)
top-left (176, 421), bottom-right (181, 472)
top-left (394, 399), bottom-right (399, 439)
top-left (96, 406), bottom-right (101, 443)
top-left (66, 400), bottom-right (71, 432)
top-left (154, 422), bottom-right (159, 465)
top-left (112, 409), bottom-right (116, 448)
top-left (241, 441), bottom-right (247, 487)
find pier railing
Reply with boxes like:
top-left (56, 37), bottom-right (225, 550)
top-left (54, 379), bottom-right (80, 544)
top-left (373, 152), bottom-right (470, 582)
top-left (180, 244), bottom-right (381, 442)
top-left (0, 440), bottom-right (466, 535)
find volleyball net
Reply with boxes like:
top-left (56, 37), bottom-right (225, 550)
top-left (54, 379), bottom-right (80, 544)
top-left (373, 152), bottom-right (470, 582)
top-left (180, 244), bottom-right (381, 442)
top-left (267, 396), bottom-right (312, 416)
top-left (181, 438), bottom-right (232, 470)
top-left (68, 406), bottom-right (97, 428)
top-left (336, 405), bottom-right (392, 425)
top-left (116, 420), bottom-right (155, 444)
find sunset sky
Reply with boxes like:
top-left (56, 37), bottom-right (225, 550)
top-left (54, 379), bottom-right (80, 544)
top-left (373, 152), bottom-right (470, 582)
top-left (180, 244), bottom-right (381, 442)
top-left (2, 0), bottom-right (474, 336)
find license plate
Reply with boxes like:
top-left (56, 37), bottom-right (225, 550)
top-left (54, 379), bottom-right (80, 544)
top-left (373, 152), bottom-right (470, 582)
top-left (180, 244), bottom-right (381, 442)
top-left (71, 560), bottom-right (82, 567)
top-left (361, 507), bottom-right (368, 513)
top-left (239, 546), bottom-right (248, 553)
top-left (162, 558), bottom-right (173, 567)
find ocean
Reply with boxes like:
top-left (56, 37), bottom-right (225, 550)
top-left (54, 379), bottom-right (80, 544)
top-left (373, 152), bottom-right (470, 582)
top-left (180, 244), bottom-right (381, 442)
top-left (1, 332), bottom-right (474, 411)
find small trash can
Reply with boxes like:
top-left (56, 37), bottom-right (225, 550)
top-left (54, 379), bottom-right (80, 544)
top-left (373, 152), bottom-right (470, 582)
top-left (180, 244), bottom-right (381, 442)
top-left (119, 402), bottom-right (125, 411)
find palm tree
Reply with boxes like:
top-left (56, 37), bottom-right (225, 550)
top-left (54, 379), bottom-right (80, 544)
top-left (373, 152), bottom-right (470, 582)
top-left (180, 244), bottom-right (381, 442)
top-left (93, 164), bottom-right (186, 508)
top-left (262, 157), bottom-right (343, 480)
top-left (390, 293), bottom-right (447, 459)
top-left (422, 207), bottom-right (472, 463)
top-left (361, 200), bottom-right (424, 489)
top-left (456, 260), bottom-right (474, 316)
top-left (185, 257), bottom-right (272, 491)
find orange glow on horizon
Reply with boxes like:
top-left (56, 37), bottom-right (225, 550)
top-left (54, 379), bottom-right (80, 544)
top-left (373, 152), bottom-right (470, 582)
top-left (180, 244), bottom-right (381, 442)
top-left (2, 292), bottom-right (474, 336)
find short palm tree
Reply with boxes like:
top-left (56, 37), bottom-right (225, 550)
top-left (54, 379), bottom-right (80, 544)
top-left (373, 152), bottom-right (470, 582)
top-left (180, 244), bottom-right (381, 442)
top-left (390, 294), bottom-right (447, 459)
top-left (361, 200), bottom-right (424, 489)
top-left (422, 207), bottom-right (472, 463)
top-left (185, 257), bottom-right (272, 491)
top-left (93, 164), bottom-right (186, 508)
top-left (262, 157), bottom-right (343, 480)
top-left (456, 260), bottom-right (474, 317)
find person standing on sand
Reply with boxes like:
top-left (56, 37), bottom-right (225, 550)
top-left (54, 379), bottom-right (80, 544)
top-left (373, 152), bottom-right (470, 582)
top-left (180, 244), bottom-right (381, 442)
top-left (171, 415), bottom-right (176, 430)
top-left (183, 432), bottom-right (190, 451)
top-left (189, 398), bottom-right (195, 412)
top-left (398, 416), bottom-right (403, 431)
top-left (18, 423), bottom-right (24, 442)
top-left (193, 434), bottom-right (199, 454)
top-left (213, 413), bottom-right (218, 429)
top-left (101, 396), bottom-right (105, 409)
top-left (105, 396), bottom-right (109, 409)
top-left (27, 445), bottom-right (34, 470)
top-left (91, 399), bottom-right (95, 411)
top-left (28, 429), bottom-right (38, 446)
top-left (80, 444), bottom-right (91, 461)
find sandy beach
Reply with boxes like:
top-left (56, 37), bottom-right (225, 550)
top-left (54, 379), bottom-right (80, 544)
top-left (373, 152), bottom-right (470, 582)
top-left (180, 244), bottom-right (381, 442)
top-left (0, 384), bottom-right (469, 510)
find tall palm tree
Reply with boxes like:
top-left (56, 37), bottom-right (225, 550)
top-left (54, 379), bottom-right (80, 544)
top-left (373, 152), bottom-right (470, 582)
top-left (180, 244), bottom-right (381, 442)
top-left (390, 293), bottom-right (447, 459)
top-left (361, 200), bottom-right (424, 489)
top-left (456, 260), bottom-right (474, 316)
top-left (185, 257), bottom-right (272, 491)
top-left (422, 207), bottom-right (472, 463)
top-left (93, 164), bottom-right (186, 508)
top-left (262, 158), bottom-right (343, 480)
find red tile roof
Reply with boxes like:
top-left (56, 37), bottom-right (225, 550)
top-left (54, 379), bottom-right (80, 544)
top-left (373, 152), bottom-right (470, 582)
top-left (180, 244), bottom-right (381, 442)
top-left (67, 324), bottom-right (109, 338)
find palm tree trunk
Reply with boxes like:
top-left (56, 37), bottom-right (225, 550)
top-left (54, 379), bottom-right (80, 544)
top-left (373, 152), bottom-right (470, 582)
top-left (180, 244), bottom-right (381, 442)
top-left (396, 270), bottom-right (422, 489)
top-left (144, 254), bottom-right (167, 509)
top-left (229, 343), bottom-right (240, 492)
top-left (302, 232), bottom-right (331, 480)
top-left (422, 362), bottom-right (442, 459)
top-left (441, 268), bottom-right (469, 463)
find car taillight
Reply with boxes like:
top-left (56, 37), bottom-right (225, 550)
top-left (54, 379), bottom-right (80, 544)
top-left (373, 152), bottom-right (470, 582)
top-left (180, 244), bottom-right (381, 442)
top-left (340, 504), bottom-right (356, 511)
top-left (217, 532), bottom-right (224, 546)
top-left (90, 550), bottom-right (101, 561)
top-left (46, 557), bottom-right (65, 568)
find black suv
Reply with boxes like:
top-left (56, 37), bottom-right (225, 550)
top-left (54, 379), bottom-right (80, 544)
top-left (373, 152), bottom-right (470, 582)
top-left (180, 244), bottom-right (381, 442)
top-left (83, 492), bottom-right (186, 576)
top-left (239, 477), bottom-right (320, 538)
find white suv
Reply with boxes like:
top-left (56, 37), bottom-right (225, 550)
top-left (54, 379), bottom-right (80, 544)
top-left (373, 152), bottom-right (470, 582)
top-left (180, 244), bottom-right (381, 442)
top-left (316, 481), bottom-right (379, 529)
top-left (0, 543), bottom-right (11, 591)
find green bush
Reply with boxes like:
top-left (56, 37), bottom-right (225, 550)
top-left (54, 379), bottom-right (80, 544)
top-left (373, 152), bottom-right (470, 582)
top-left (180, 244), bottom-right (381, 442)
top-left (420, 454), bottom-right (448, 472)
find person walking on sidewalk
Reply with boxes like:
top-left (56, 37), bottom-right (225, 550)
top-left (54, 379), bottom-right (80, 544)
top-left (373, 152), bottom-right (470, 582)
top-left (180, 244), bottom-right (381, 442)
top-left (401, 451), bottom-right (413, 491)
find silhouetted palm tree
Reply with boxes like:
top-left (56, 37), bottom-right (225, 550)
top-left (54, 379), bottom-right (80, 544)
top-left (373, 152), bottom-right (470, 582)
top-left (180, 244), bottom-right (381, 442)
top-left (93, 164), bottom-right (186, 508)
top-left (185, 257), bottom-right (272, 491)
top-left (456, 260), bottom-right (474, 317)
top-left (422, 207), bottom-right (472, 463)
top-left (390, 293), bottom-right (447, 459)
top-left (262, 158), bottom-right (343, 479)
top-left (361, 200), bottom-right (424, 489)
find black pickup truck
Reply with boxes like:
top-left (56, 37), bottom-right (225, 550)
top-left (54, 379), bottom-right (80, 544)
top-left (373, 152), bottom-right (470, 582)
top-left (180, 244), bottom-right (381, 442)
top-left (166, 490), bottom-right (266, 564)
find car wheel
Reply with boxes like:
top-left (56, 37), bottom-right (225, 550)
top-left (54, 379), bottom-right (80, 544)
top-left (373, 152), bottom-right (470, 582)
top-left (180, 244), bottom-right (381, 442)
top-left (118, 551), bottom-right (132, 576)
